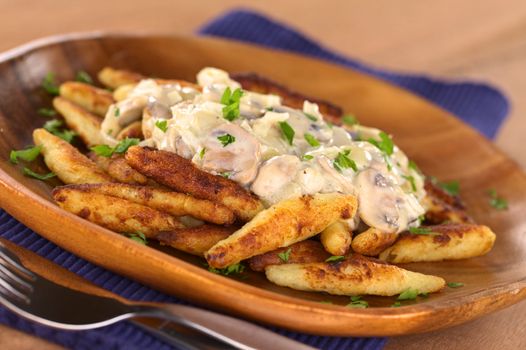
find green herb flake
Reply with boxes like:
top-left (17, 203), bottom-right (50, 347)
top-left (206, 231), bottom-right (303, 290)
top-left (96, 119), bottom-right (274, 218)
top-left (199, 148), bottom-right (206, 159)
top-left (38, 108), bottom-right (57, 117)
top-left (114, 107), bottom-right (120, 117)
top-left (342, 114), bottom-right (359, 126)
top-left (114, 138), bottom-right (140, 154)
top-left (279, 121), bottom-right (295, 146)
top-left (397, 288), bottom-right (419, 301)
top-left (10, 145), bottom-right (42, 164)
top-left (333, 150), bottom-right (358, 172)
top-left (391, 302), bottom-right (402, 308)
top-left (302, 154), bottom-right (314, 161)
top-left (155, 120), bottom-right (168, 133)
top-left (402, 175), bottom-right (417, 192)
top-left (217, 133), bottom-right (236, 147)
top-left (487, 189), bottom-right (508, 210)
top-left (219, 172), bottom-right (231, 178)
top-left (447, 282), bottom-right (464, 288)
top-left (439, 180), bottom-right (460, 196)
top-left (90, 144), bottom-right (114, 157)
top-left (304, 133), bottom-right (320, 147)
top-left (43, 119), bottom-right (77, 143)
top-left (127, 231), bottom-right (147, 245)
top-left (75, 70), bottom-right (93, 84)
top-left (220, 87), bottom-right (244, 121)
top-left (208, 262), bottom-right (245, 276)
top-left (346, 300), bottom-right (369, 308)
top-left (41, 72), bottom-right (59, 95)
top-left (408, 160), bottom-right (421, 174)
top-left (408, 226), bottom-right (437, 235)
top-left (350, 296), bottom-right (362, 302)
top-left (277, 248), bottom-right (292, 262)
top-left (304, 113), bottom-right (318, 122)
top-left (23, 168), bottom-right (56, 180)
top-left (368, 131), bottom-right (394, 156)
top-left (325, 255), bottom-right (345, 263)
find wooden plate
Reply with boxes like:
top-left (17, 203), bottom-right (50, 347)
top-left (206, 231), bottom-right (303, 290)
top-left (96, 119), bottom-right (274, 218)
top-left (0, 33), bottom-right (525, 337)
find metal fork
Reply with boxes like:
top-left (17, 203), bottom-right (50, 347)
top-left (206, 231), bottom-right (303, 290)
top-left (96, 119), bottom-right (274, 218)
top-left (0, 241), bottom-right (314, 350)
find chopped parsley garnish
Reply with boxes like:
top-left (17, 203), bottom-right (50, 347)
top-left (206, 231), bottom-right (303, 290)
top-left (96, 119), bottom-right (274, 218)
top-left (368, 131), bottom-right (394, 156)
top-left (447, 282), bottom-right (464, 288)
top-left (302, 154), bottom-right (314, 161)
top-left (304, 113), bottom-right (318, 122)
top-left (90, 137), bottom-right (140, 157)
top-left (408, 226), bottom-right (437, 235)
top-left (347, 296), bottom-right (368, 308)
top-left (488, 189), bottom-right (508, 210)
top-left (114, 107), bottom-right (120, 117)
top-left (38, 108), bottom-right (57, 117)
top-left (219, 172), bottom-right (231, 178)
top-left (220, 87), bottom-right (244, 121)
top-left (439, 180), bottom-right (460, 196)
top-left (408, 160), bottom-right (421, 174)
top-left (304, 133), bottom-right (320, 147)
top-left (342, 114), bottom-right (359, 126)
top-left (217, 133), bottom-right (236, 147)
top-left (391, 301), bottom-right (402, 308)
top-left (279, 121), bottom-right (295, 145)
top-left (397, 288), bottom-right (419, 301)
top-left (155, 120), bottom-right (168, 133)
top-left (41, 72), bottom-right (59, 95)
top-left (325, 255), bottom-right (345, 263)
top-left (23, 168), bottom-right (56, 180)
top-left (43, 119), bottom-right (76, 143)
top-left (208, 262), bottom-right (245, 276)
top-left (333, 150), bottom-right (358, 172)
top-left (402, 175), bottom-right (417, 192)
top-left (75, 70), bottom-right (93, 84)
top-left (278, 248), bottom-right (292, 262)
top-left (10, 145), bottom-right (41, 164)
top-left (199, 148), bottom-right (206, 159)
top-left (127, 231), bottom-right (147, 245)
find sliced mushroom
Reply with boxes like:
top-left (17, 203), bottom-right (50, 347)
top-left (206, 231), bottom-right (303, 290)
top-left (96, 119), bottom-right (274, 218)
top-left (201, 124), bottom-right (261, 186)
top-left (316, 155), bottom-right (355, 194)
top-left (251, 155), bottom-right (302, 200)
top-left (101, 95), bottom-right (148, 139)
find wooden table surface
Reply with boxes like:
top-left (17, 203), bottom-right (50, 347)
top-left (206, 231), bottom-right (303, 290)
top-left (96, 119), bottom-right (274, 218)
top-left (0, 1), bottom-right (525, 349)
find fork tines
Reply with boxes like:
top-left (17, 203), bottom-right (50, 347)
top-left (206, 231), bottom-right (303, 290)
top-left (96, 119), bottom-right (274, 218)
top-left (0, 242), bottom-right (36, 305)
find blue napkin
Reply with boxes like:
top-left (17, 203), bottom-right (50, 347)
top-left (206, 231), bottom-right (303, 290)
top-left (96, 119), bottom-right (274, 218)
top-left (0, 9), bottom-right (510, 350)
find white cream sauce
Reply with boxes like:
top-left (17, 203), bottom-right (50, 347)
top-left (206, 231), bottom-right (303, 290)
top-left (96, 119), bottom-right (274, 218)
top-left (101, 67), bottom-right (426, 233)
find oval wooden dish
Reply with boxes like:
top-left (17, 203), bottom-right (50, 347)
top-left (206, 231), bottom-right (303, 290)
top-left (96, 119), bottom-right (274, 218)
top-left (0, 33), bottom-right (525, 337)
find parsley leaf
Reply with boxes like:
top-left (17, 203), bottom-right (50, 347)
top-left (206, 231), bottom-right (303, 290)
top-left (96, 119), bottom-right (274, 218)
top-left (114, 107), bottom-right (120, 117)
top-left (279, 121), bottom-right (295, 146)
top-left (43, 119), bottom-right (76, 143)
top-left (304, 113), bottom-right (318, 122)
top-left (208, 263), bottom-right (245, 276)
top-left (302, 154), bottom-right (314, 161)
top-left (333, 150), bottom-right (358, 172)
top-left (397, 288), bottom-right (419, 301)
top-left (127, 231), bottom-right (148, 245)
top-left (41, 72), bottom-right (59, 95)
top-left (90, 144), bottom-right (114, 157)
top-left (368, 131), bottom-right (394, 156)
top-left (217, 133), bottom-right (236, 147)
top-left (408, 227), bottom-right (437, 235)
top-left (219, 172), bottom-right (231, 178)
top-left (23, 168), bottom-right (56, 180)
top-left (199, 148), bottom-right (206, 159)
top-left (90, 138), bottom-right (139, 158)
top-left (325, 255), bottom-right (345, 263)
top-left (278, 248), bottom-right (292, 262)
top-left (391, 301), bottom-right (402, 308)
top-left (220, 87), bottom-right (244, 121)
top-left (38, 108), bottom-right (57, 117)
top-left (342, 114), bottom-right (359, 126)
top-left (155, 120), bottom-right (168, 133)
top-left (75, 70), bottom-right (93, 84)
top-left (440, 180), bottom-right (460, 196)
top-left (304, 133), bottom-right (320, 147)
top-left (402, 175), bottom-right (417, 192)
top-left (10, 146), bottom-right (42, 164)
top-left (408, 160), bottom-right (421, 174)
top-left (488, 189), bottom-right (508, 210)
top-left (347, 299), bottom-right (368, 308)
top-left (447, 282), bottom-right (464, 288)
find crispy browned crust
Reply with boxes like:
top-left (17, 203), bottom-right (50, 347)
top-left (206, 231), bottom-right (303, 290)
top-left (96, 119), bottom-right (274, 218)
top-left (424, 179), bottom-right (465, 210)
top-left (155, 225), bottom-right (238, 256)
top-left (88, 153), bottom-right (148, 185)
top-left (265, 254), bottom-right (445, 296)
top-left (117, 121), bottom-right (144, 140)
top-left (125, 146), bottom-right (264, 221)
top-left (379, 223), bottom-right (496, 263)
top-left (33, 128), bottom-right (112, 184)
top-left (60, 182), bottom-right (236, 225)
top-left (231, 72), bottom-right (343, 122)
top-left (52, 97), bottom-right (105, 146)
top-left (52, 186), bottom-right (183, 235)
top-left (205, 193), bottom-right (358, 268)
top-left (59, 81), bottom-right (114, 117)
top-left (422, 179), bottom-right (474, 224)
top-left (351, 227), bottom-right (398, 256)
top-left (98, 67), bottom-right (145, 89)
top-left (248, 240), bottom-right (330, 272)
top-left (320, 221), bottom-right (352, 256)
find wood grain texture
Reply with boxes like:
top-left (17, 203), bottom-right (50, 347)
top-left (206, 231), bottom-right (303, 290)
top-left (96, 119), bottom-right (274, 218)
top-left (0, 33), bottom-right (525, 337)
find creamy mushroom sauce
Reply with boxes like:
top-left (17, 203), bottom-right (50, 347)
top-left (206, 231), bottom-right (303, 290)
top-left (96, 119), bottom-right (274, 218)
top-left (101, 67), bottom-right (426, 233)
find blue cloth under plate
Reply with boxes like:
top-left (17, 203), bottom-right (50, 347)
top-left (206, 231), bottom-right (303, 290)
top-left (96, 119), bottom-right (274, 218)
top-left (0, 9), bottom-right (509, 350)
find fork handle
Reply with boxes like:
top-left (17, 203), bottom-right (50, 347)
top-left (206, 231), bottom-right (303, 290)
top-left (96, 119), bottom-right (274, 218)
top-left (133, 303), bottom-right (315, 350)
